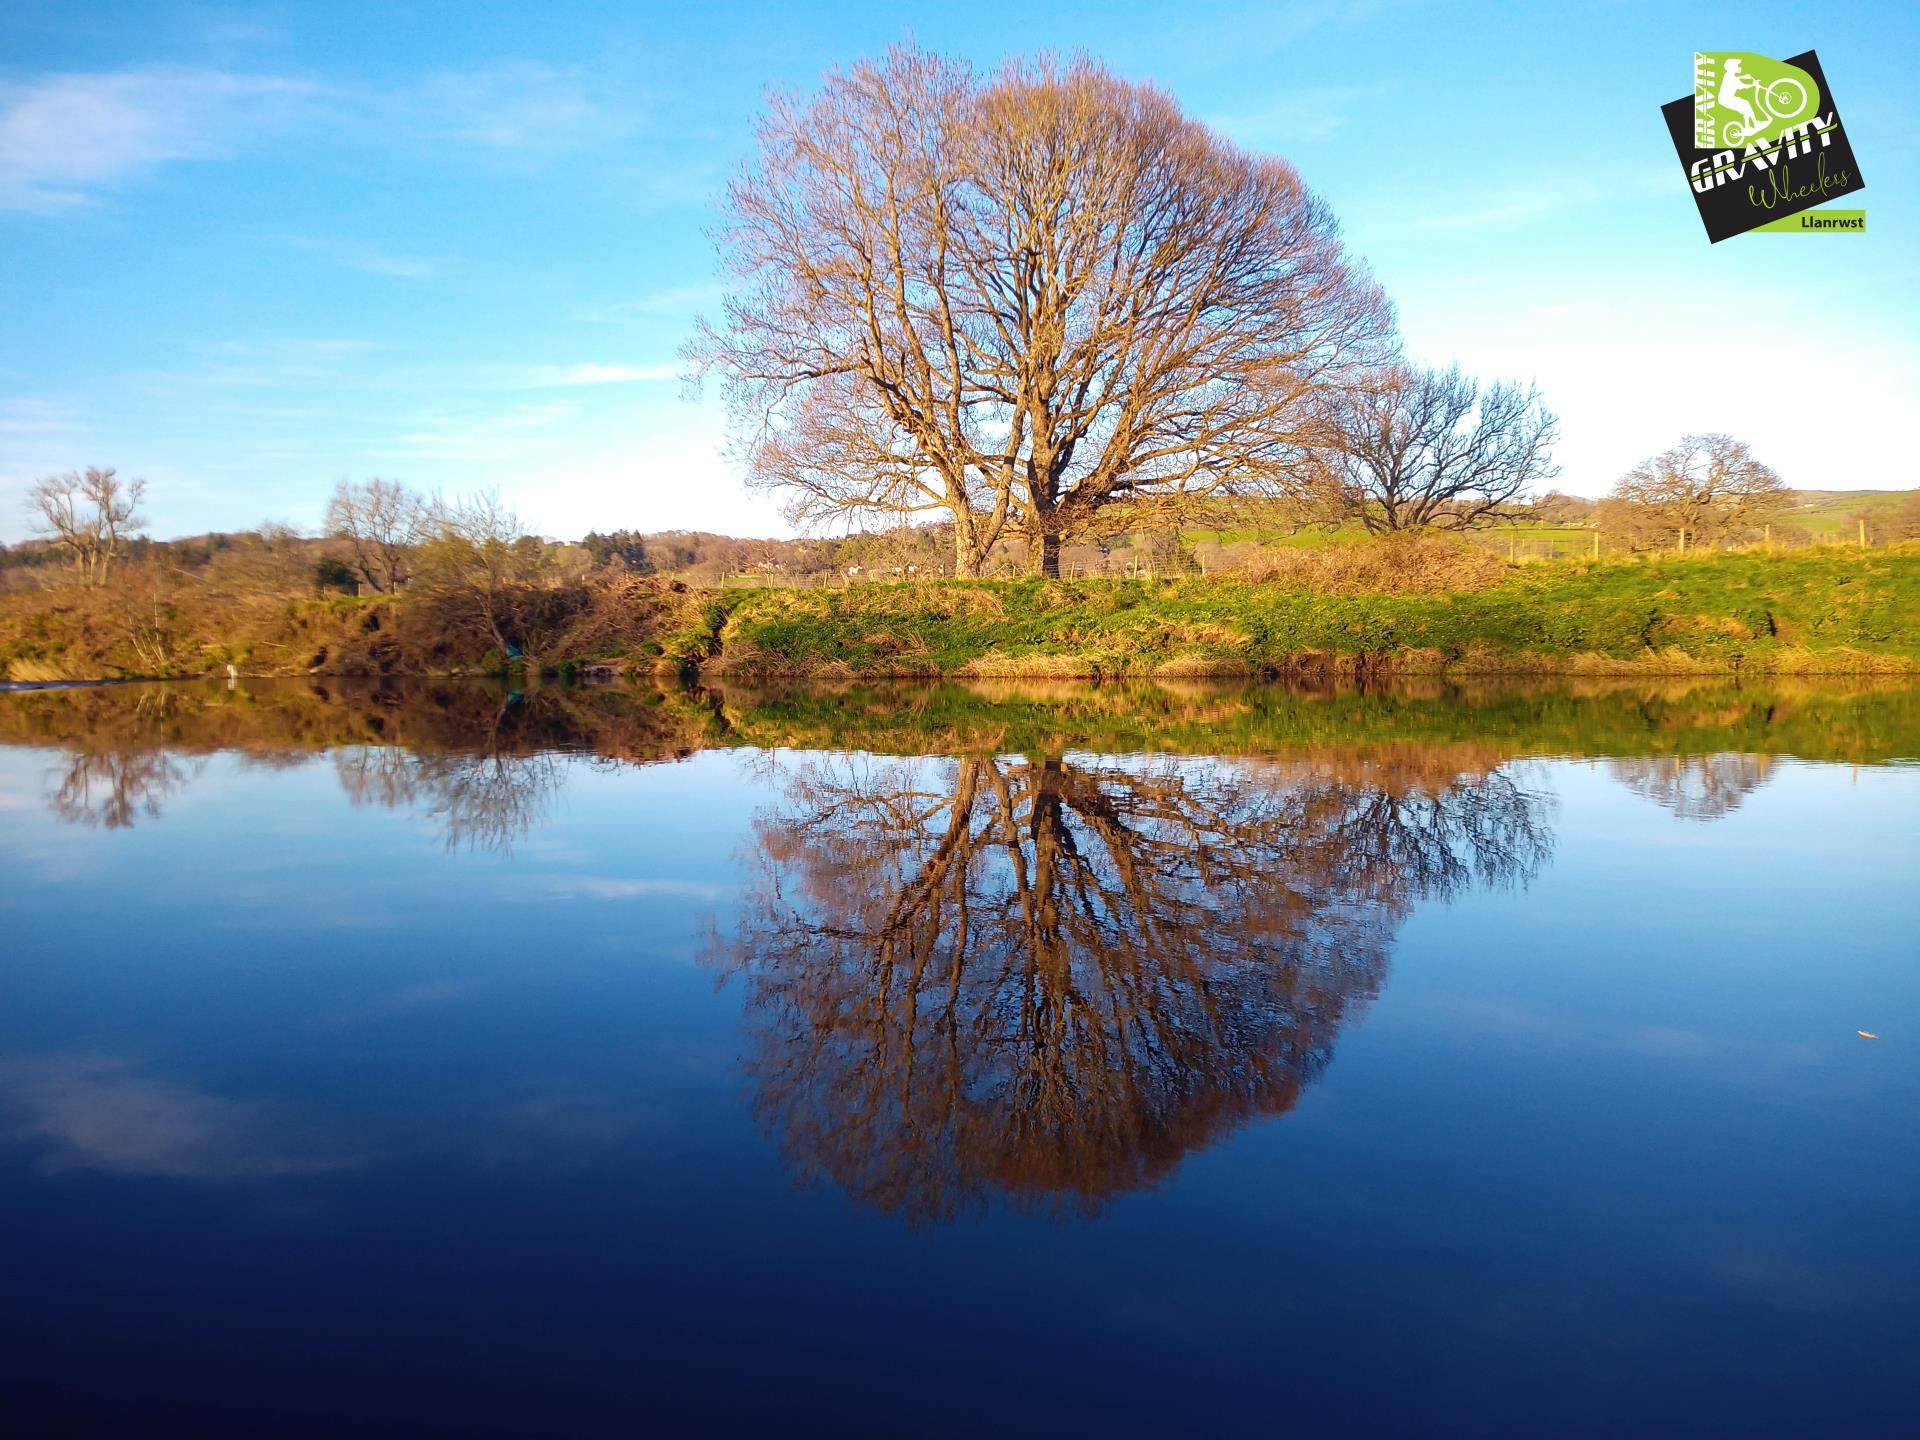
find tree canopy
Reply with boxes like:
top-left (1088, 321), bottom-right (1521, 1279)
top-left (1600, 433), bottom-right (1786, 551)
top-left (695, 47), bottom-right (1390, 576)
top-left (1310, 364), bottom-right (1559, 533)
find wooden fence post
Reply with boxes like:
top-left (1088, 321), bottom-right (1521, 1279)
top-left (1860, 518), bottom-right (1868, 548)
top-left (1591, 530), bottom-right (1600, 560)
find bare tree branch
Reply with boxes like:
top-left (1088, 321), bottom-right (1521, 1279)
top-left (1599, 433), bottom-right (1786, 552)
top-left (691, 48), bottom-right (1391, 576)
top-left (1310, 365), bottom-right (1559, 533)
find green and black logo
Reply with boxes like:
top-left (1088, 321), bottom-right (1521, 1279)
top-left (1661, 49), bottom-right (1865, 242)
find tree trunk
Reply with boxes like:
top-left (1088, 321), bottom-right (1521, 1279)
top-left (1028, 533), bottom-right (1061, 578)
top-left (951, 520), bottom-right (980, 579)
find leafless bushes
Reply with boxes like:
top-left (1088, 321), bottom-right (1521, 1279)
top-left (1238, 533), bottom-right (1505, 593)
top-left (26, 468), bottom-right (146, 584)
top-left (325, 478), bottom-right (426, 593)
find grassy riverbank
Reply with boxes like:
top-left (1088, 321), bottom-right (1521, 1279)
top-left (705, 548), bottom-right (1920, 678)
top-left (2, 546), bottom-right (1915, 681)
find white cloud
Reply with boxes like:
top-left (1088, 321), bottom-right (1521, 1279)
top-left (133, 337), bottom-right (379, 394)
top-left (530, 362), bottom-right (680, 387)
top-left (413, 63), bottom-right (646, 153)
top-left (0, 67), bottom-right (311, 212)
top-left (1209, 85), bottom-right (1382, 148)
top-left (540, 875), bottom-right (730, 902)
top-left (381, 399), bottom-right (579, 462)
top-left (0, 396), bottom-right (81, 436)
top-left (280, 235), bottom-right (443, 278)
top-left (1358, 165), bottom-right (1674, 239)
top-left (0, 1053), bottom-right (347, 1181)
top-left (574, 281), bottom-right (726, 323)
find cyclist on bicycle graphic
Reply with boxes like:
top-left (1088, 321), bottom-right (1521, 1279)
top-left (1716, 59), bottom-right (1762, 143)
top-left (1714, 57), bottom-right (1812, 147)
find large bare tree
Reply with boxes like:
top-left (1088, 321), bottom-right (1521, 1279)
top-left (1311, 364), bottom-right (1559, 533)
top-left (1600, 433), bottom-right (1786, 552)
top-left (695, 48), bottom-right (1390, 576)
top-left (324, 478), bottom-right (425, 593)
top-left (26, 467), bottom-right (147, 584)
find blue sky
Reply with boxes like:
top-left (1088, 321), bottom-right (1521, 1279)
top-left (2, 0), bottom-right (1914, 542)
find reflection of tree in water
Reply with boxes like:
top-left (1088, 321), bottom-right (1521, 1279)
top-left (1607, 753), bottom-right (1775, 821)
top-left (332, 695), bottom-right (563, 854)
top-left (48, 748), bottom-right (206, 829)
top-left (705, 753), bottom-right (1554, 1224)
top-left (43, 731), bottom-right (558, 853)
top-left (27, 686), bottom-right (575, 854)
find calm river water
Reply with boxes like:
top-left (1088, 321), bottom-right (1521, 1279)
top-left (1, 678), bottom-right (1915, 1434)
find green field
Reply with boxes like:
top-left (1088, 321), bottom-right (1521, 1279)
top-left (1771, 488), bottom-right (1919, 536)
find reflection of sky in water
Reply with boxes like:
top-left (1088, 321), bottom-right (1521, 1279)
top-left (0, 722), bottom-right (1915, 1433)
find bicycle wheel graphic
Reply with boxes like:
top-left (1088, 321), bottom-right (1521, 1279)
top-left (1763, 76), bottom-right (1810, 124)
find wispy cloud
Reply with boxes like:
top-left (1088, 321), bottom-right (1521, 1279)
top-left (523, 362), bottom-right (679, 387)
top-left (0, 67), bottom-right (312, 212)
top-left (574, 281), bottom-right (726, 324)
top-left (280, 234), bottom-right (443, 278)
top-left (1209, 84), bottom-right (1384, 148)
top-left (1392, 191), bottom-right (1572, 234)
top-left (541, 875), bottom-right (729, 902)
top-left (0, 1053), bottom-right (349, 1181)
top-left (411, 63), bottom-right (647, 153)
top-left (1365, 164), bottom-right (1678, 239)
top-left (324, 980), bottom-right (470, 1025)
top-left (1134, 0), bottom-right (1420, 70)
top-left (0, 396), bottom-right (82, 436)
top-left (380, 399), bottom-right (579, 461)
top-left (135, 336), bottom-right (379, 393)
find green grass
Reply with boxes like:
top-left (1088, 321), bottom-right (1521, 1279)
top-left (8, 541), bottom-right (1914, 683)
top-left (707, 547), bottom-right (1920, 678)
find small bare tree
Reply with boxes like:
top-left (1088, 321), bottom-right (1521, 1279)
top-left (694, 48), bottom-right (1389, 577)
top-left (1311, 365), bottom-right (1559, 533)
top-left (26, 467), bottom-right (147, 584)
top-left (1603, 434), bottom-right (1786, 552)
top-left (411, 492), bottom-right (554, 662)
top-left (325, 478), bottom-right (424, 593)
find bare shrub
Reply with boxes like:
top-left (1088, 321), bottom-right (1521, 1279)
top-left (1240, 534), bottom-right (1505, 593)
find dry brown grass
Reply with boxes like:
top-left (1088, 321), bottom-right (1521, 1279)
top-left (1240, 533), bottom-right (1506, 593)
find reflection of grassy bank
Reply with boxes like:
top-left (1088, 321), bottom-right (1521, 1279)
top-left (0, 676), bottom-right (726, 762)
top-left (710, 676), bottom-right (1920, 764)
top-left (709, 549), bottom-right (1920, 678)
top-left (4, 674), bottom-right (1915, 767)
